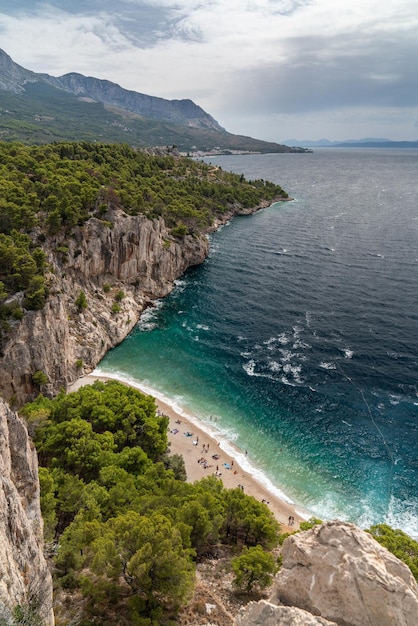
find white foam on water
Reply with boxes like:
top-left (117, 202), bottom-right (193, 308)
top-left (90, 368), bottom-right (307, 514)
top-left (319, 361), bottom-right (336, 370)
top-left (215, 437), bottom-right (301, 509)
top-left (278, 332), bottom-right (290, 345)
top-left (137, 301), bottom-right (162, 331)
top-left (243, 359), bottom-right (256, 376)
top-left (389, 394), bottom-right (401, 405)
top-left (173, 278), bottom-right (187, 291)
top-left (268, 360), bottom-right (281, 373)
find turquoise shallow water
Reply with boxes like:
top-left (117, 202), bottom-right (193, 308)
top-left (96, 149), bottom-right (418, 537)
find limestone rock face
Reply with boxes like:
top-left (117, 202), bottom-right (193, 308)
top-left (0, 399), bottom-right (53, 624)
top-left (236, 601), bottom-right (337, 626)
top-left (0, 211), bottom-right (209, 405)
top-left (270, 520), bottom-right (418, 626)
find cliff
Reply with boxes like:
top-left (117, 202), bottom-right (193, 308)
top-left (0, 398), bottom-right (54, 625)
top-left (49, 73), bottom-right (224, 131)
top-left (0, 210), bottom-right (209, 406)
top-left (0, 207), bottom-right (208, 619)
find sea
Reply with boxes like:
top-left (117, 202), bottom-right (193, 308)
top-left (95, 148), bottom-right (418, 538)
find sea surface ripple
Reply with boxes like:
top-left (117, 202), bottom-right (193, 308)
top-left (97, 148), bottom-right (418, 537)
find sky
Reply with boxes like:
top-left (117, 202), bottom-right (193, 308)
top-left (0, 0), bottom-right (417, 143)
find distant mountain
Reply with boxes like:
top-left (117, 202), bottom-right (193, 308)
top-left (333, 140), bottom-right (418, 148)
top-left (0, 49), bottom-right (222, 131)
top-left (283, 137), bottom-right (418, 148)
top-left (0, 49), bottom-right (308, 153)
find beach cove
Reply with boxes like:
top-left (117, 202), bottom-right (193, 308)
top-left (69, 374), bottom-right (306, 531)
top-left (88, 150), bottom-right (418, 538)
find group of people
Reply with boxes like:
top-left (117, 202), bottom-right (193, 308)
top-left (288, 515), bottom-right (295, 526)
top-left (197, 457), bottom-right (212, 469)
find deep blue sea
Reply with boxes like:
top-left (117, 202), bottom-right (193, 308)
top-left (96, 148), bottom-right (418, 537)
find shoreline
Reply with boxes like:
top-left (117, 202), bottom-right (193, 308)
top-left (68, 372), bottom-right (309, 532)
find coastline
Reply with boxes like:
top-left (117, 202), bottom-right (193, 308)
top-left (68, 372), bottom-right (308, 532)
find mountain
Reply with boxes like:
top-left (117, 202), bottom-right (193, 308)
top-left (333, 139), bottom-right (418, 148)
top-left (0, 48), bottom-right (221, 131)
top-left (0, 49), bottom-right (307, 153)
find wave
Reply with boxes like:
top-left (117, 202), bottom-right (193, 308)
top-left (137, 301), bottom-right (163, 331)
top-left (91, 368), bottom-right (301, 511)
top-left (319, 361), bottom-right (337, 370)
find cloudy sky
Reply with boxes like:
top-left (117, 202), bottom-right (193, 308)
top-left (1, 0), bottom-right (417, 142)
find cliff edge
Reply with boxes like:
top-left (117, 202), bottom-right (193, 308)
top-left (0, 210), bottom-right (209, 406)
top-left (0, 398), bottom-right (54, 624)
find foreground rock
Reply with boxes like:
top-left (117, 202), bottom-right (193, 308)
top-left (269, 520), bottom-right (418, 626)
top-left (0, 399), bottom-right (53, 624)
top-left (237, 601), bottom-right (337, 625)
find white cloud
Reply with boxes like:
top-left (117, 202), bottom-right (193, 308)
top-left (0, 0), bottom-right (417, 140)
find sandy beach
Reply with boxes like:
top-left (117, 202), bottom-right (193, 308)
top-left (68, 374), bottom-right (305, 531)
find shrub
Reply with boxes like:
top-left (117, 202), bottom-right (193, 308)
top-left (114, 290), bottom-right (125, 302)
top-left (367, 524), bottom-right (418, 581)
top-left (170, 224), bottom-right (188, 238)
top-left (32, 370), bottom-right (48, 386)
top-left (75, 290), bottom-right (87, 312)
top-left (232, 545), bottom-right (277, 592)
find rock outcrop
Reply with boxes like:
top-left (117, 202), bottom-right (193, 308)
top-left (0, 398), bottom-right (53, 624)
top-left (269, 520), bottom-right (418, 626)
top-left (236, 601), bottom-right (337, 626)
top-left (0, 210), bottom-right (209, 405)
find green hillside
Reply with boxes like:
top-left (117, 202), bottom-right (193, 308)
top-left (0, 140), bottom-right (287, 335)
top-left (0, 82), bottom-right (305, 153)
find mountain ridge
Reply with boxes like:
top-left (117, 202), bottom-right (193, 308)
top-left (0, 48), bottom-right (221, 131)
top-left (0, 49), bottom-right (308, 153)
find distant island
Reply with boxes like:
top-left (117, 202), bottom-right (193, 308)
top-left (283, 138), bottom-right (418, 149)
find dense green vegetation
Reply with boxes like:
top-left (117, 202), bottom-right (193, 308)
top-left (231, 545), bottom-right (278, 593)
top-left (367, 524), bottom-right (418, 581)
top-left (22, 381), bottom-right (281, 624)
top-left (0, 81), bottom-right (303, 153)
top-left (0, 140), bottom-right (286, 336)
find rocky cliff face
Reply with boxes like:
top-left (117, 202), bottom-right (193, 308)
top-left (257, 521), bottom-right (418, 626)
top-left (49, 73), bottom-right (224, 130)
top-left (0, 210), bottom-right (209, 405)
top-left (0, 399), bottom-right (54, 624)
top-left (0, 48), bottom-right (43, 93)
top-left (0, 208), bottom-right (208, 623)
